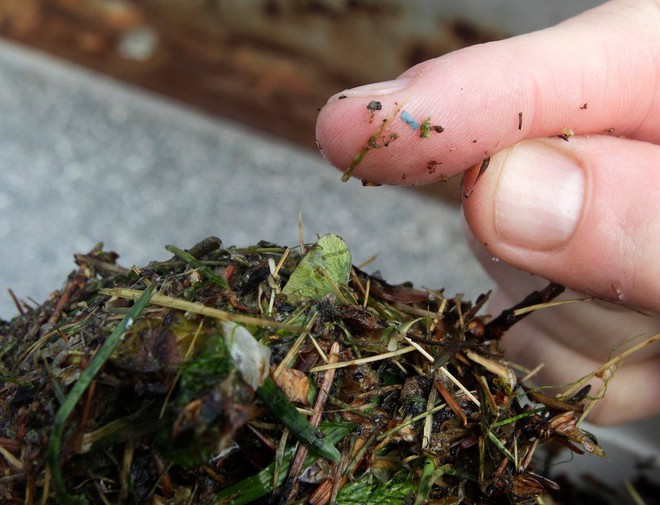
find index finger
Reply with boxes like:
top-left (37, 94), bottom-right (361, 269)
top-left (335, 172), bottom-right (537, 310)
top-left (315, 0), bottom-right (660, 185)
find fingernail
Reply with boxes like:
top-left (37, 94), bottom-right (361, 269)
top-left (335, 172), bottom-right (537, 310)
top-left (496, 141), bottom-right (585, 250)
top-left (330, 78), bottom-right (411, 100)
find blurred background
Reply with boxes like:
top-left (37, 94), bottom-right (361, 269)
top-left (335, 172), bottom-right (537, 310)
top-left (0, 0), bottom-right (602, 151)
top-left (0, 0), bottom-right (602, 320)
top-left (2, 0), bottom-right (659, 494)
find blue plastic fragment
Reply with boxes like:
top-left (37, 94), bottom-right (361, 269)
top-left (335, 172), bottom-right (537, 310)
top-left (400, 111), bottom-right (419, 130)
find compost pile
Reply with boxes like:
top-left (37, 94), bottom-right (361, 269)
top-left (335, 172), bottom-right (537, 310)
top-left (0, 235), bottom-right (605, 504)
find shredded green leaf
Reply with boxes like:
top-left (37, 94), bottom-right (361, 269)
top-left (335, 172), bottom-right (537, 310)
top-left (419, 117), bottom-right (432, 138)
top-left (282, 234), bottom-right (351, 303)
top-left (336, 470), bottom-right (415, 505)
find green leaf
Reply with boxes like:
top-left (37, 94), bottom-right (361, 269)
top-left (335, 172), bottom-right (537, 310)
top-left (282, 234), bottom-right (352, 303)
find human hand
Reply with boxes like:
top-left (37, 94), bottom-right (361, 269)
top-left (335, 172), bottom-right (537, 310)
top-left (315, 0), bottom-right (660, 424)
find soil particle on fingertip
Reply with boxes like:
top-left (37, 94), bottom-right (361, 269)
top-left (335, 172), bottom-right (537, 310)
top-left (367, 100), bottom-right (383, 123)
top-left (361, 180), bottom-right (382, 187)
top-left (427, 160), bottom-right (442, 174)
top-left (558, 128), bottom-right (574, 141)
top-left (367, 100), bottom-right (382, 111)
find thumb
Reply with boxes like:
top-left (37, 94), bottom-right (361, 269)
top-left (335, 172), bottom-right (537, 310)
top-left (462, 135), bottom-right (660, 313)
top-left (315, 0), bottom-right (659, 185)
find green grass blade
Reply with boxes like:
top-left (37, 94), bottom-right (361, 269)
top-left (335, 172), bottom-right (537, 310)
top-left (47, 285), bottom-right (154, 504)
top-left (212, 423), bottom-right (352, 505)
top-left (257, 376), bottom-right (341, 462)
top-left (486, 431), bottom-right (515, 462)
top-left (166, 244), bottom-right (229, 288)
top-left (414, 458), bottom-right (436, 505)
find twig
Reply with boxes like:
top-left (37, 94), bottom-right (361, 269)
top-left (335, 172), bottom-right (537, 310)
top-left (423, 378), bottom-right (439, 449)
top-left (100, 288), bottom-right (304, 332)
top-left (256, 377), bottom-right (341, 463)
top-left (465, 350), bottom-right (517, 392)
top-left (118, 440), bottom-right (135, 505)
top-left (435, 380), bottom-right (467, 427)
top-left (298, 209), bottom-right (305, 255)
top-left (7, 289), bottom-right (24, 316)
top-left (74, 254), bottom-right (130, 276)
top-left (0, 444), bottom-right (22, 470)
top-left (561, 333), bottom-right (660, 400)
top-left (625, 479), bottom-right (647, 505)
top-left (438, 365), bottom-right (481, 407)
top-left (310, 346), bottom-right (417, 372)
top-left (513, 297), bottom-right (593, 316)
top-left (48, 272), bottom-right (86, 325)
top-left (165, 245), bottom-right (229, 289)
top-left (273, 313), bottom-right (319, 379)
top-left (280, 342), bottom-right (340, 503)
top-left (160, 319), bottom-right (205, 419)
top-left (404, 335), bottom-right (434, 362)
top-left (485, 283), bottom-right (565, 339)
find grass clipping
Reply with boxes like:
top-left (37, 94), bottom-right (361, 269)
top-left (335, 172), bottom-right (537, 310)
top-left (0, 234), bottom-right (640, 504)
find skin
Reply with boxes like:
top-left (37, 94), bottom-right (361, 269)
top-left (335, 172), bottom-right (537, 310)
top-left (316, 0), bottom-right (660, 424)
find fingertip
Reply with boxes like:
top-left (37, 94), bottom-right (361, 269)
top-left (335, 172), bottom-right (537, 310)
top-left (318, 0), bottom-right (659, 186)
top-left (315, 97), bottom-right (374, 178)
top-left (315, 94), bottom-right (414, 184)
top-left (461, 153), bottom-right (500, 243)
top-left (317, 92), bottom-right (494, 185)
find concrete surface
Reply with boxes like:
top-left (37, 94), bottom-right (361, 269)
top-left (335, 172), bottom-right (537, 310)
top-left (0, 39), bottom-right (491, 320)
